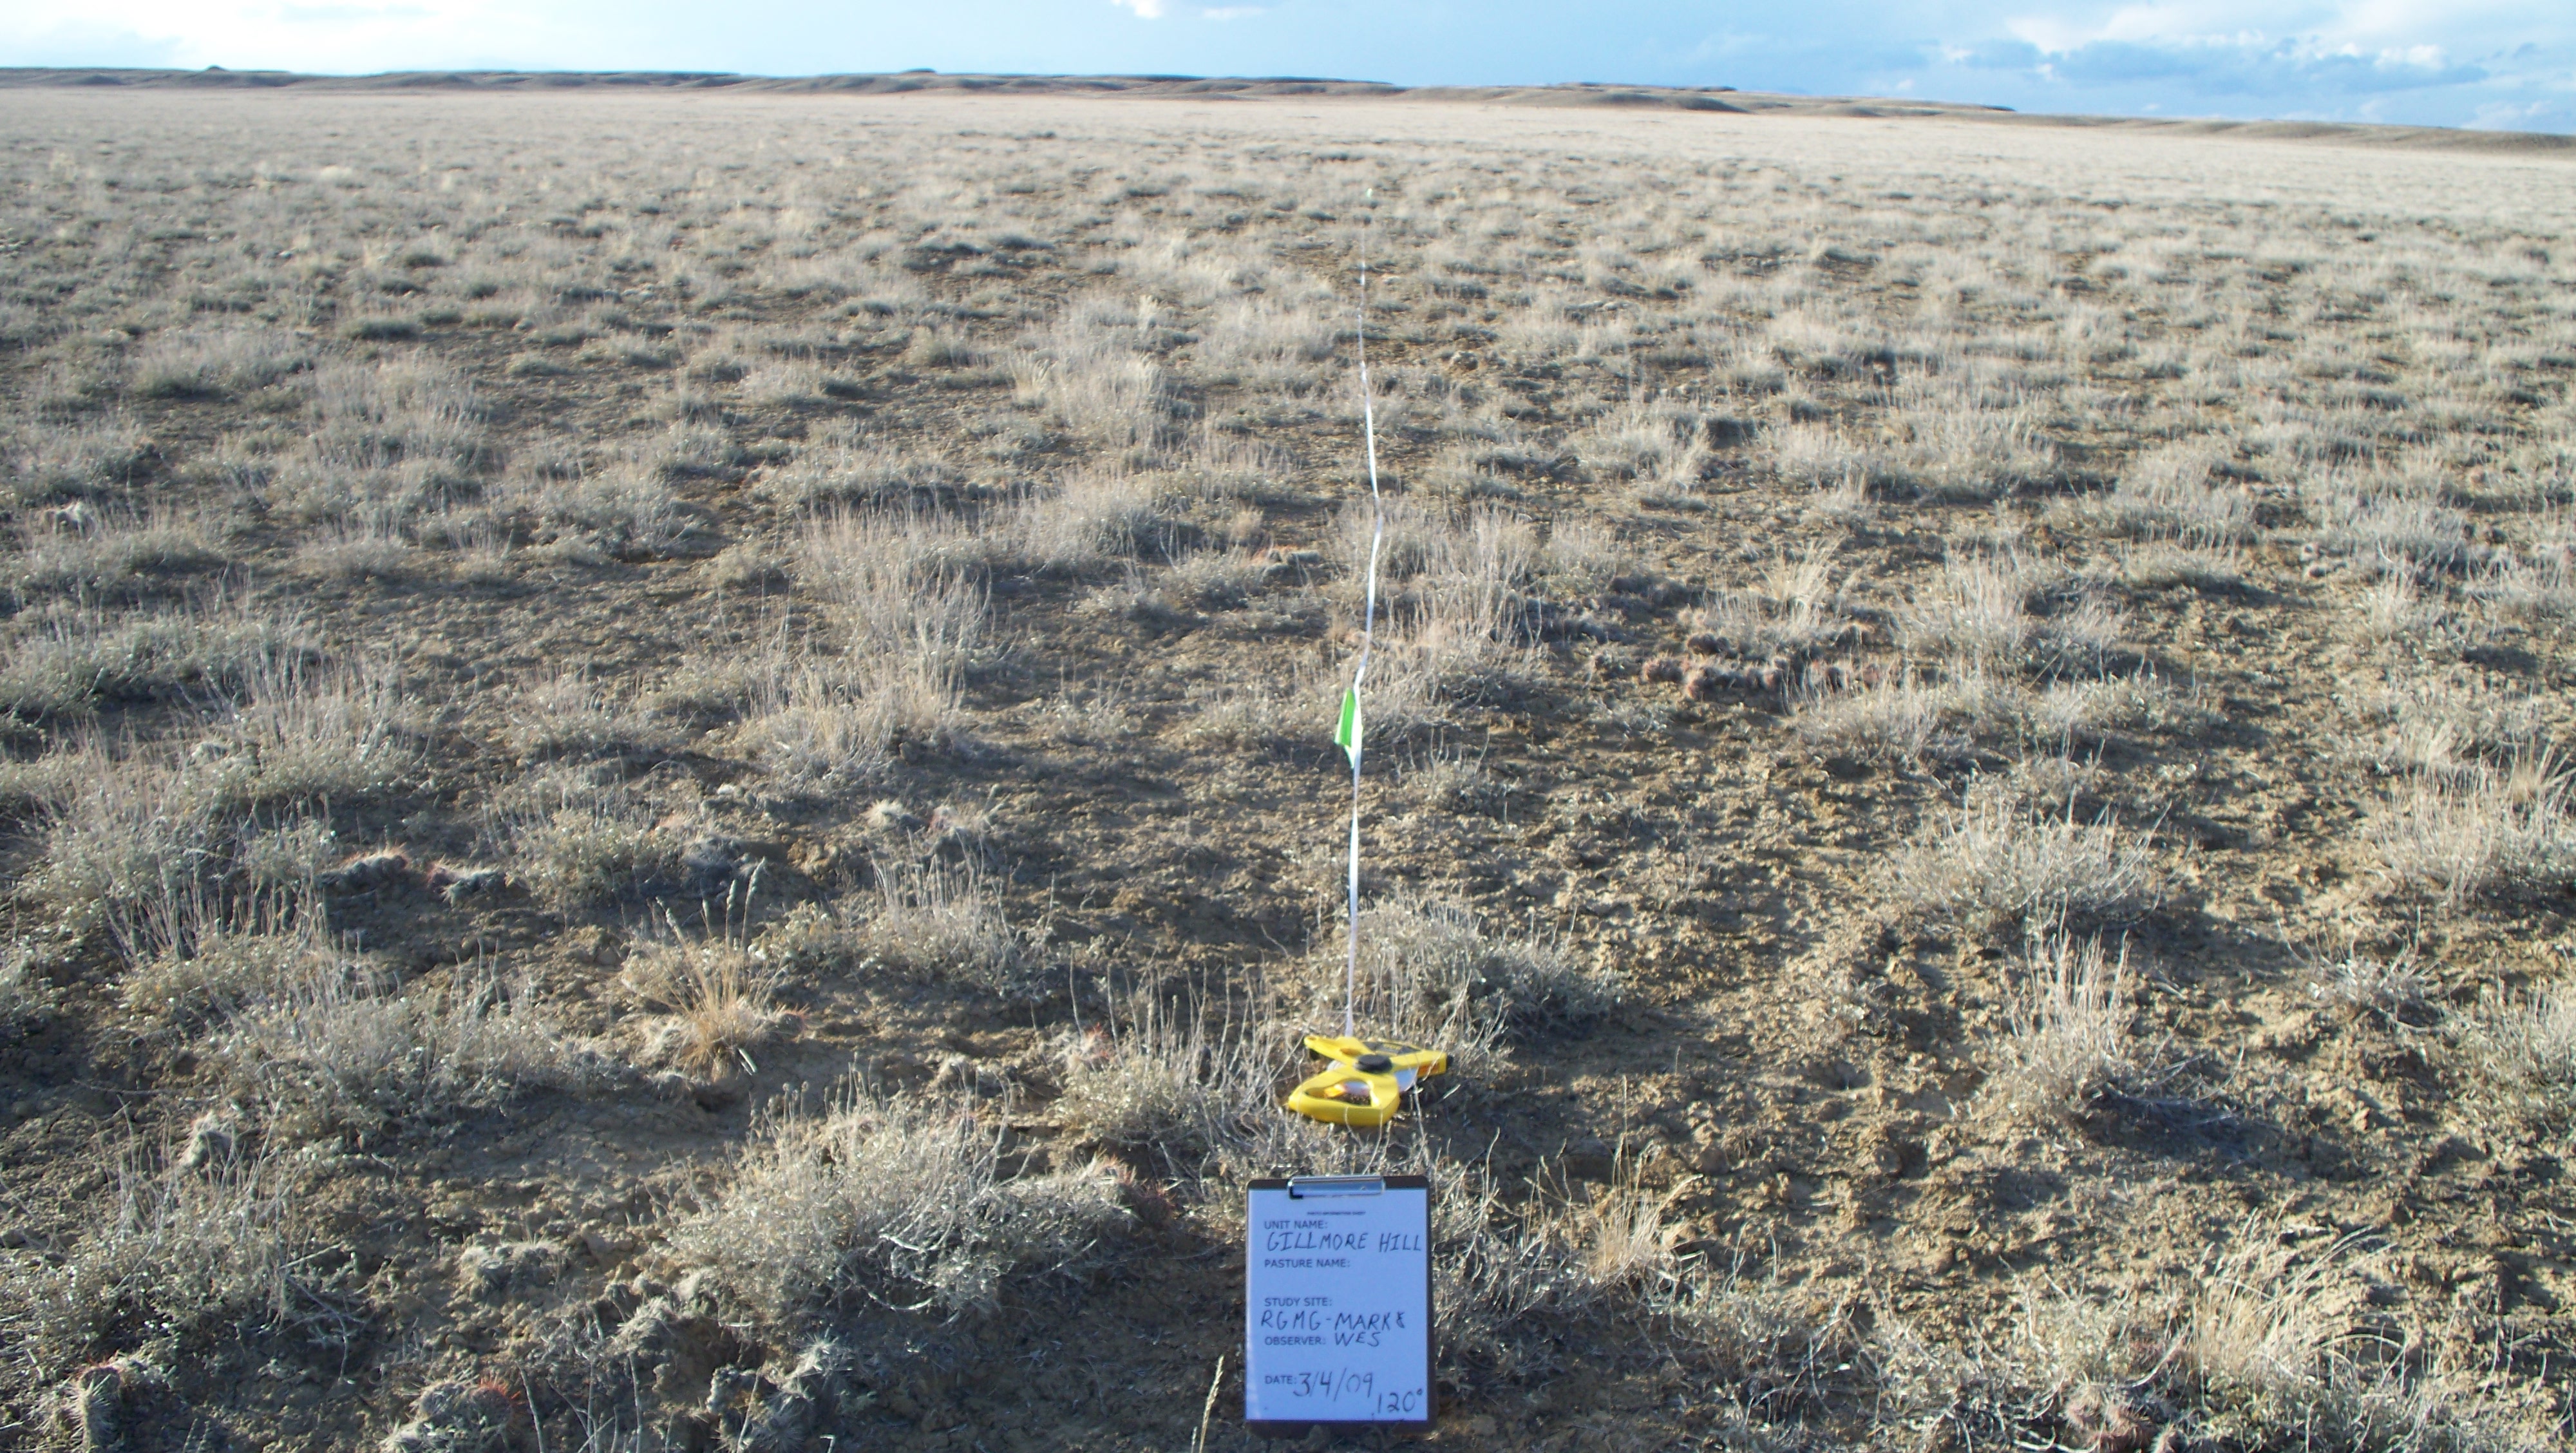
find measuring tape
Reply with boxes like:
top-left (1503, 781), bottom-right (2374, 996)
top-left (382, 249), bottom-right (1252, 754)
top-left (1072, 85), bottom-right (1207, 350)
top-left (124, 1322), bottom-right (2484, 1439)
top-left (1288, 190), bottom-right (1454, 1130)
top-left (1285, 1035), bottom-right (1452, 1128)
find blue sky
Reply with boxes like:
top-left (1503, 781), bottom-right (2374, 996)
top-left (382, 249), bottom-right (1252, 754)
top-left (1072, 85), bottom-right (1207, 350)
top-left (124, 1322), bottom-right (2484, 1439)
top-left (6, 1), bottom-right (2570, 133)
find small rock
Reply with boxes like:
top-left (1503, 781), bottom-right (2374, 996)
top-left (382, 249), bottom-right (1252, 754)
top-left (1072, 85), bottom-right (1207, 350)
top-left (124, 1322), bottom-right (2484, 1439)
top-left (458, 1241), bottom-right (562, 1302)
top-left (426, 862), bottom-right (505, 904)
top-left (679, 835), bottom-right (745, 893)
top-left (319, 850), bottom-right (412, 893)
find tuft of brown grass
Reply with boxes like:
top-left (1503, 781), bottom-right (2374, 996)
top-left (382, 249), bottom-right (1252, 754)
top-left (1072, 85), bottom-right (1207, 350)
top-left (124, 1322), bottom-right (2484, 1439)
top-left (1989, 926), bottom-right (2137, 1125)
top-left (620, 897), bottom-right (793, 1081)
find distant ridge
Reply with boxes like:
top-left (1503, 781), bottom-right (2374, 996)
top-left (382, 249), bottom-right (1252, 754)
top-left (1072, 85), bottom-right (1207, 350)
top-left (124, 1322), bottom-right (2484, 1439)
top-left (3, 68), bottom-right (2566, 155)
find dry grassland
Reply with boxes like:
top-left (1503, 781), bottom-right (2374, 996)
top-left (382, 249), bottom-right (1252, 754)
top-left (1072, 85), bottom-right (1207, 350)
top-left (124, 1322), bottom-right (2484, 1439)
top-left (0, 81), bottom-right (2573, 1452)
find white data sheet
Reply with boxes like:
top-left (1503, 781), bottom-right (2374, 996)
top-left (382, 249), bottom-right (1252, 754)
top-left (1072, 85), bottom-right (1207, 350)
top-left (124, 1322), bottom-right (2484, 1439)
top-left (1243, 1175), bottom-right (1434, 1434)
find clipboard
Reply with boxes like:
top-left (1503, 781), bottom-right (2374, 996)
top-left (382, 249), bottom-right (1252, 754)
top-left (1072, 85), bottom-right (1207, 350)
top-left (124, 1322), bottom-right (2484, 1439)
top-left (1243, 1175), bottom-right (1435, 1437)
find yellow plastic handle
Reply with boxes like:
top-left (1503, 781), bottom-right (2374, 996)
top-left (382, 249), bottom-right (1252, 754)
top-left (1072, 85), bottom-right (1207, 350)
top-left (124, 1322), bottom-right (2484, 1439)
top-left (1300, 1034), bottom-right (1452, 1081)
top-left (1284, 1032), bottom-right (1452, 1125)
top-left (1285, 1066), bottom-right (1402, 1127)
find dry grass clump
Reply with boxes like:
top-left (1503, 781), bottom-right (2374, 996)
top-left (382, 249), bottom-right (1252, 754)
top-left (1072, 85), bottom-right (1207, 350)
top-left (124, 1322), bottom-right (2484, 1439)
top-left (2320, 492), bottom-right (2477, 573)
top-left (668, 1088), bottom-right (1128, 1317)
top-left (736, 647), bottom-right (954, 784)
top-left (4, 417), bottom-right (152, 504)
top-left (193, 652), bottom-right (416, 811)
top-left (0, 598), bottom-right (305, 719)
top-left (743, 509), bottom-right (989, 780)
top-left (1888, 388), bottom-right (2058, 500)
top-left (2467, 547), bottom-right (2576, 623)
top-left (1052, 993), bottom-right (1283, 1170)
top-left (269, 359), bottom-right (485, 527)
top-left (2369, 751), bottom-right (2575, 905)
top-left (1687, 544), bottom-right (1847, 658)
top-left (17, 655), bottom-right (400, 915)
top-left (1791, 666), bottom-right (1959, 761)
top-left (1175, 429), bottom-right (1298, 505)
top-left (1008, 309), bottom-right (1170, 453)
top-left (1771, 421), bottom-right (1881, 491)
top-left (1427, 1156), bottom-right (1837, 1396)
top-left (758, 433), bottom-right (961, 511)
top-left (2023, 671), bottom-right (2216, 743)
top-left (2302, 942), bottom-right (2430, 1025)
top-left (12, 504), bottom-right (229, 596)
top-left (2358, 674), bottom-right (2545, 778)
top-left (2110, 540), bottom-right (2248, 592)
top-left (500, 455), bottom-right (690, 558)
top-left (1573, 397), bottom-right (1705, 484)
top-left (2174, 1231), bottom-right (2507, 1452)
top-left (506, 668), bottom-right (676, 763)
top-left (129, 327), bottom-right (311, 399)
top-left (1792, 676), bottom-right (1939, 757)
top-left (19, 742), bottom-right (286, 917)
top-left (220, 962), bottom-right (597, 1128)
top-left (1195, 294), bottom-right (1338, 393)
top-left (2456, 982), bottom-right (2576, 1126)
top-left (1359, 504), bottom-right (1539, 729)
top-left (1884, 1235), bottom-right (2541, 1453)
top-left (2069, 440), bottom-right (2253, 546)
top-left (292, 513), bottom-right (417, 580)
top-left (500, 777), bottom-right (672, 911)
top-left (620, 900), bottom-right (793, 1081)
top-left (112, 882), bottom-right (335, 1027)
top-left (1891, 795), bottom-right (2160, 927)
top-left (1898, 553), bottom-right (2036, 663)
top-left (1575, 1161), bottom-right (1685, 1296)
top-left (1537, 517), bottom-right (1626, 592)
top-left (1009, 465), bottom-right (1168, 571)
top-left (1425, 1166), bottom-right (1591, 1371)
top-left (1162, 547), bottom-right (1267, 609)
top-left (1411, 746), bottom-right (1508, 814)
top-left (0, 1137), bottom-right (312, 1380)
top-left (1309, 894), bottom-right (1617, 1060)
top-left (1897, 553), bottom-right (2122, 671)
top-left (860, 859), bottom-right (1037, 994)
top-left (1987, 927), bottom-right (2137, 1124)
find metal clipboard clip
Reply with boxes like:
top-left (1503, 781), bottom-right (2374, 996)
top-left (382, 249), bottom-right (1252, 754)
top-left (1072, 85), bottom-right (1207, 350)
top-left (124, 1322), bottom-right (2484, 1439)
top-left (1287, 1175), bottom-right (1387, 1199)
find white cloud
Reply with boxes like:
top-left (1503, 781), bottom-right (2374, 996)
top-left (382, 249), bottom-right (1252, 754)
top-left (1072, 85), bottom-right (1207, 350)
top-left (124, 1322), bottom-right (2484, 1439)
top-left (1109, 0), bottom-right (1167, 17)
top-left (2005, 0), bottom-right (2543, 57)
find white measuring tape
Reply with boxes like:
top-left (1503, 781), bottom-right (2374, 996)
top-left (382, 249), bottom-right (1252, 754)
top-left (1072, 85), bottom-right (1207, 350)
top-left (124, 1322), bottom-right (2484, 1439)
top-left (1333, 189), bottom-right (1382, 1039)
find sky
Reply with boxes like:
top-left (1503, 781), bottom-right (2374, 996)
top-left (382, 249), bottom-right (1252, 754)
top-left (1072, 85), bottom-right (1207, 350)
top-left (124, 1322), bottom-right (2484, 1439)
top-left (5, 1), bottom-right (2571, 135)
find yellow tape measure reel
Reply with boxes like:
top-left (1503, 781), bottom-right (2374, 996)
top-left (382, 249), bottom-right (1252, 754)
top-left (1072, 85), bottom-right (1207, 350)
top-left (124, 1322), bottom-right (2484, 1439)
top-left (1284, 1035), bottom-right (1451, 1128)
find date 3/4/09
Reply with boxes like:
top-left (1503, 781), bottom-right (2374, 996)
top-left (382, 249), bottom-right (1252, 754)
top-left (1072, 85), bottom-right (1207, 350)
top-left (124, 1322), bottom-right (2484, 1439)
top-left (1262, 1368), bottom-right (1426, 1416)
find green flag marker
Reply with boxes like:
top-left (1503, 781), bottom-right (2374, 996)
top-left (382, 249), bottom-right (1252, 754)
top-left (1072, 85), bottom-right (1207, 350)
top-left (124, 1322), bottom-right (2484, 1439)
top-left (1334, 688), bottom-right (1363, 771)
